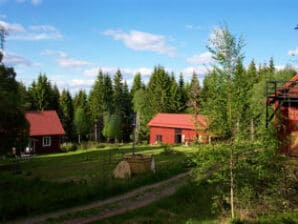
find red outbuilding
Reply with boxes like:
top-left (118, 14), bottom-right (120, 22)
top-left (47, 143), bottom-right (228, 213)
top-left (267, 74), bottom-right (298, 157)
top-left (148, 113), bottom-right (210, 144)
top-left (25, 110), bottom-right (65, 153)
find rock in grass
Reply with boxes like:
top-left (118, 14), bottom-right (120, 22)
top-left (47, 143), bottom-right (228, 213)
top-left (113, 160), bottom-right (131, 179)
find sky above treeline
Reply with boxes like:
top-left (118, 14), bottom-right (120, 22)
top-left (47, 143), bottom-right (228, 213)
top-left (0, 0), bottom-right (297, 93)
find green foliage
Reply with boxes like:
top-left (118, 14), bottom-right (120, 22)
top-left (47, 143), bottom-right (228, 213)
top-left (191, 143), bottom-right (297, 220)
top-left (60, 142), bottom-right (77, 152)
top-left (88, 71), bottom-right (106, 142)
top-left (147, 66), bottom-right (172, 115)
top-left (59, 89), bottom-right (74, 141)
top-left (102, 113), bottom-right (122, 142)
top-left (0, 64), bottom-right (29, 153)
top-left (27, 74), bottom-right (58, 111)
top-left (74, 107), bottom-right (90, 141)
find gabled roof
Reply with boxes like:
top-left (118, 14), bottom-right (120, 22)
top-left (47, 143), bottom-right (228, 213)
top-left (25, 110), bottom-right (65, 136)
top-left (268, 74), bottom-right (298, 104)
top-left (148, 113), bottom-right (208, 130)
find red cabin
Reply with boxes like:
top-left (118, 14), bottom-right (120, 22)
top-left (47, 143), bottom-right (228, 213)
top-left (267, 74), bottom-right (298, 157)
top-left (25, 110), bottom-right (65, 153)
top-left (148, 113), bottom-right (210, 144)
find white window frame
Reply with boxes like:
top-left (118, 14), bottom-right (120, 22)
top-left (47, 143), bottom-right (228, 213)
top-left (42, 136), bottom-right (51, 147)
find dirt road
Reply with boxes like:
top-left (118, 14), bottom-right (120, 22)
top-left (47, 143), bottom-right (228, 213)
top-left (14, 172), bottom-right (190, 224)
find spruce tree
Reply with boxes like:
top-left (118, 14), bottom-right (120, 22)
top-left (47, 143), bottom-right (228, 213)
top-left (147, 66), bottom-right (171, 116)
top-left (59, 89), bottom-right (74, 141)
top-left (0, 64), bottom-right (29, 153)
top-left (89, 70), bottom-right (105, 141)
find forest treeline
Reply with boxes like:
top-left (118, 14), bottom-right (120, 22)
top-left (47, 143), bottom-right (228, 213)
top-left (11, 59), bottom-right (298, 145)
top-left (1, 25), bottom-right (298, 152)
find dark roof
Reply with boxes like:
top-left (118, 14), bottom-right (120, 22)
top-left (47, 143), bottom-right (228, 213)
top-left (267, 74), bottom-right (298, 104)
top-left (148, 113), bottom-right (208, 129)
top-left (25, 110), bottom-right (65, 136)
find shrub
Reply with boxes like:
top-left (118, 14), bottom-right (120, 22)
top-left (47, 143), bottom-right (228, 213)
top-left (162, 143), bottom-right (174, 155)
top-left (60, 143), bottom-right (77, 152)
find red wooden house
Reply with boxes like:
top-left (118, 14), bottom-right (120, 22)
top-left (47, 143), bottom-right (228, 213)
top-left (148, 113), bottom-right (209, 144)
top-left (267, 74), bottom-right (298, 157)
top-left (25, 110), bottom-right (65, 153)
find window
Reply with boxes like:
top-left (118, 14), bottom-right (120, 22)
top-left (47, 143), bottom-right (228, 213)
top-left (42, 136), bottom-right (51, 147)
top-left (156, 135), bottom-right (162, 143)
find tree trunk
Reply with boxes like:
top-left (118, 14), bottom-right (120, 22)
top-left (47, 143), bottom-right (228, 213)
top-left (94, 123), bottom-right (98, 142)
top-left (78, 134), bottom-right (81, 144)
top-left (230, 143), bottom-right (235, 219)
top-left (135, 112), bottom-right (141, 144)
top-left (236, 118), bottom-right (240, 136)
top-left (250, 119), bottom-right (255, 142)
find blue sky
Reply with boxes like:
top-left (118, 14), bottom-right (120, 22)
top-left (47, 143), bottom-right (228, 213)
top-left (0, 0), bottom-right (297, 93)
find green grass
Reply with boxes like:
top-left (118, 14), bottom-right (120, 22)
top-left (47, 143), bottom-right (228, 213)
top-left (0, 144), bottom-right (196, 222)
top-left (98, 180), bottom-right (219, 224)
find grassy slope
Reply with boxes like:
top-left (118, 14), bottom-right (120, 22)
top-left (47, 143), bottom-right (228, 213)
top-left (99, 181), bottom-right (219, 224)
top-left (0, 144), bottom-right (195, 221)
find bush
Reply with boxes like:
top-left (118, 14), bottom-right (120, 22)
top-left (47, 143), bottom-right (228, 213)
top-left (60, 143), bottom-right (77, 152)
top-left (78, 141), bottom-right (106, 150)
top-left (161, 143), bottom-right (174, 155)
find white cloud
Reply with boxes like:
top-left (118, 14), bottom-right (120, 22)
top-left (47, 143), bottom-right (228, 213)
top-left (103, 29), bottom-right (176, 57)
top-left (58, 57), bottom-right (92, 68)
top-left (187, 52), bottom-right (213, 65)
top-left (68, 79), bottom-right (95, 88)
top-left (29, 25), bottom-right (58, 32)
top-left (2, 51), bottom-right (32, 67)
top-left (41, 49), bottom-right (67, 57)
top-left (0, 20), bottom-right (25, 33)
top-left (185, 24), bottom-right (203, 30)
top-left (288, 48), bottom-right (298, 56)
top-left (84, 66), bottom-right (153, 77)
top-left (180, 66), bottom-right (210, 76)
top-left (16, 0), bottom-right (42, 5)
top-left (0, 20), bottom-right (62, 41)
top-left (53, 78), bottom-right (95, 94)
top-left (42, 50), bottom-right (92, 68)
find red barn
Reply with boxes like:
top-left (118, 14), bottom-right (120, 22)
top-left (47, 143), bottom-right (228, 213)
top-left (25, 110), bottom-right (65, 153)
top-left (148, 113), bottom-right (210, 144)
top-left (267, 74), bottom-right (298, 157)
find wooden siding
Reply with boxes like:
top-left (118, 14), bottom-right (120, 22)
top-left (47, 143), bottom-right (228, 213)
top-left (149, 126), bottom-right (209, 144)
top-left (31, 135), bottom-right (62, 153)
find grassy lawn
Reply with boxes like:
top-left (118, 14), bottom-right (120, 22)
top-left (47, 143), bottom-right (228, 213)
top-left (0, 144), bottom-right (196, 222)
top-left (99, 180), bottom-right (220, 224)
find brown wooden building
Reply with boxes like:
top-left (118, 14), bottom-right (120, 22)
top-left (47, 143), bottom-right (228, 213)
top-left (25, 110), bottom-right (65, 153)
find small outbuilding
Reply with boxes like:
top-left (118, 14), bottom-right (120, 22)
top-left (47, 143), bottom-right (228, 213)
top-left (267, 74), bottom-right (298, 157)
top-left (148, 113), bottom-right (209, 144)
top-left (25, 110), bottom-right (65, 153)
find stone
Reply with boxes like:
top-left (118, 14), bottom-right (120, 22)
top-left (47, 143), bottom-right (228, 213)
top-left (113, 160), bottom-right (131, 179)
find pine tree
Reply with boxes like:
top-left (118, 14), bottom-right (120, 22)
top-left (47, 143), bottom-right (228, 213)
top-left (147, 66), bottom-right (171, 116)
top-left (28, 74), bottom-right (52, 111)
top-left (131, 75), bottom-right (146, 143)
top-left (169, 74), bottom-right (179, 112)
top-left (49, 84), bottom-right (60, 111)
top-left (59, 90), bottom-right (74, 141)
top-left (103, 74), bottom-right (114, 113)
top-left (0, 64), bottom-right (29, 153)
top-left (131, 73), bottom-right (143, 96)
top-left (188, 72), bottom-right (201, 142)
top-left (122, 81), bottom-right (133, 142)
top-left (89, 70), bottom-right (105, 141)
top-left (177, 73), bottom-right (187, 112)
